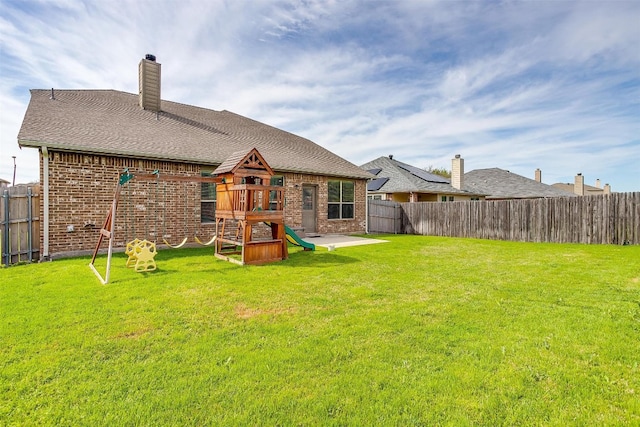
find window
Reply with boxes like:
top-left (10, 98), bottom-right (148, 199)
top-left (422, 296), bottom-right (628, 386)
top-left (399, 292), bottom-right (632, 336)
top-left (201, 171), bottom-right (216, 223)
top-left (449, 196), bottom-right (454, 202)
top-left (328, 180), bottom-right (354, 219)
top-left (269, 175), bottom-right (284, 210)
top-left (441, 196), bottom-right (447, 202)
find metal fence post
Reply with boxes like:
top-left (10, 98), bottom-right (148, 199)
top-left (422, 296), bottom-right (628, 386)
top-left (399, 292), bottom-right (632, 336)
top-left (2, 190), bottom-right (9, 266)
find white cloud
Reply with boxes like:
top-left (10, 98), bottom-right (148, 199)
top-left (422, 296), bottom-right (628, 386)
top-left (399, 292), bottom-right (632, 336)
top-left (1, 0), bottom-right (639, 191)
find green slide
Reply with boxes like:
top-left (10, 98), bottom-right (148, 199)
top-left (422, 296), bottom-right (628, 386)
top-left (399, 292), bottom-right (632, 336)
top-left (264, 222), bottom-right (315, 251)
top-left (284, 225), bottom-right (315, 251)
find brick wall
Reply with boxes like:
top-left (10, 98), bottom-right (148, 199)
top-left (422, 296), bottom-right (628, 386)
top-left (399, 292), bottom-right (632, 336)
top-left (283, 173), bottom-right (367, 234)
top-left (41, 151), bottom-right (213, 257)
top-left (40, 151), bottom-right (367, 258)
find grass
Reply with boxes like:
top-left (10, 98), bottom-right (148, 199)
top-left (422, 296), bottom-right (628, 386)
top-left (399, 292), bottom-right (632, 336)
top-left (1, 235), bottom-right (639, 426)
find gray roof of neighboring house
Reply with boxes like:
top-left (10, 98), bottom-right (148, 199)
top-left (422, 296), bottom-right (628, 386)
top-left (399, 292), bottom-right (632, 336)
top-left (551, 183), bottom-right (606, 195)
top-left (465, 168), bottom-right (576, 199)
top-left (359, 156), bottom-right (483, 196)
top-left (18, 89), bottom-right (373, 180)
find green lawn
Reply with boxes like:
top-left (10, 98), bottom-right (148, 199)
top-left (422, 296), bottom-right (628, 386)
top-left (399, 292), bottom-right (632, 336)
top-left (1, 235), bottom-right (639, 426)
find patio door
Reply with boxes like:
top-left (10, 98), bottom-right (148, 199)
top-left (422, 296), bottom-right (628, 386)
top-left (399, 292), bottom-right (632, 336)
top-left (302, 185), bottom-right (317, 233)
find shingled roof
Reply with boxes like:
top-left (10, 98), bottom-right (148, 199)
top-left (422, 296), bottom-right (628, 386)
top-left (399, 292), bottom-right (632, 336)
top-left (551, 182), bottom-right (607, 195)
top-left (465, 168), bottom-right (576, 199)
top-left (360, 156), bottom-right (483, 196)
top-left (18, 89), bottom-right (372, 180)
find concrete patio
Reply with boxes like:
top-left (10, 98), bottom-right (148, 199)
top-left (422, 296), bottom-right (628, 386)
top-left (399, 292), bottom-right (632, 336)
top-left (303, 234), bottom-right (388, 249)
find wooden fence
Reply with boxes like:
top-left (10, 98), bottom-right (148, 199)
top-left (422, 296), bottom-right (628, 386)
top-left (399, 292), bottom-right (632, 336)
top-left (369, 193), bottom-right (639, 245)
top-left (1, 186), bottom-right (40, 265)
top-left (368, 200), bottom-right (403, 234)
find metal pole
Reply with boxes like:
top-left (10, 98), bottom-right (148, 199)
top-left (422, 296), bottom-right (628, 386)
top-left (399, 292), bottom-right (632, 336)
top-left (12, 156), bottom-right (16, 186)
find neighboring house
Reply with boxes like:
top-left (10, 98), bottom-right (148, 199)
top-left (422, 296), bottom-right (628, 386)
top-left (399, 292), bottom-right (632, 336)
top-left (0, 178), bottom-right (9, 189)
top-left (18, 55), bottom-right (373, 259)
top-left (464, 168), bottom-right (576, 200)
top-left (552, 173), bottom-right (612, 196)
top-left (361, 155), bottom-right (575, 201)
top-left (360, 154), bottom-right (485, 202)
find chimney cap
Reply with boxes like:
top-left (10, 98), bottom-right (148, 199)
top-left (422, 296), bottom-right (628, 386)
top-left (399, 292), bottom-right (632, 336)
top-left (577, 173), bottom-right (582, 176)
top-left (455, 154), bottom-right (461, 158)
top-left (145, 54), bottom-right (156, 62)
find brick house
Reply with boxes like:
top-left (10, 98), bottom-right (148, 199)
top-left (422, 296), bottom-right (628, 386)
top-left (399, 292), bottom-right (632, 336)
top-left (17, 56), bottom-right (373, 259)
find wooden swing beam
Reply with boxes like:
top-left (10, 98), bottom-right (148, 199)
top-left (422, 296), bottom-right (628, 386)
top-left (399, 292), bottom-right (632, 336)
top-left (89, 170), bottom-right (221, 284)
top-left (123, 173), bottom-right (221, 184)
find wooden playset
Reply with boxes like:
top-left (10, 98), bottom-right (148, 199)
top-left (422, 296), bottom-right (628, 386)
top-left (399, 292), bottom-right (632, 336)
top-left (212, 148), bottom-right (289, 265)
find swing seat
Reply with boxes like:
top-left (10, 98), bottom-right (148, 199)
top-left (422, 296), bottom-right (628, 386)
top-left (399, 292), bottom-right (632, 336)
top-left (162, 237), bottom-right (188, 249)
top-left (195, 235), bottom-right (217, 246)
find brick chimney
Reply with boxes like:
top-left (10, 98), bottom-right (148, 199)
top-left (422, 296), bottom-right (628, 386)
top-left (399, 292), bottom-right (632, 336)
top-left (139, 54), bottom-right (161, 112)
top-left (535, 168), bottom-right (542, 183)
top-left (451, 154), bottom-right (464, 190)
top-left (603, 183), bottom-right (611, 194)
top-left (574, 173), bottom-right (584, 196)
top-left (595, 179), bottom-right (601, 188)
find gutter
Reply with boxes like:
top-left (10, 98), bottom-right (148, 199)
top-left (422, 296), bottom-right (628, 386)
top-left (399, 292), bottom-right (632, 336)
top-left (18, 140), bottom-right (375, 181)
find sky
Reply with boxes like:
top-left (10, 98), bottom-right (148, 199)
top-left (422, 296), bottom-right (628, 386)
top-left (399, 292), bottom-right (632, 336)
top-left (1, 0), bottom-right (639, 192)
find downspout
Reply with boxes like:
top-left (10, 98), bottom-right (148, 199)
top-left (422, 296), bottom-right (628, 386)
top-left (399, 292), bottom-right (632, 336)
top-left (41, 146), bottom-right (50, 260)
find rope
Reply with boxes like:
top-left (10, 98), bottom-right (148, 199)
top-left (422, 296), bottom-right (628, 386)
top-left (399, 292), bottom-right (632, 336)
top-left (131, 184), bottom-right (135, 240)
top-left (162, 179), bottom-right (167, 241)
top-left (154, 172), bottom-right (159, 244)
top-left (125, 182), bottom-right (135, 242)
top-left (183, 181), bottom-right (188, 237)
top-left (195, 174), bottom-right (217, 245)
top-left (144, 181), bottom-right (149, 239)
top-left (161, 177), bottom-right (189, 249)
top-left (123, 183), bottom-right (128, 242)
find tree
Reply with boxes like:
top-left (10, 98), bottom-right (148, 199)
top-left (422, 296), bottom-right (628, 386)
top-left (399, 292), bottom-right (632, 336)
top-left (424, 165), bottom-right (451, 178)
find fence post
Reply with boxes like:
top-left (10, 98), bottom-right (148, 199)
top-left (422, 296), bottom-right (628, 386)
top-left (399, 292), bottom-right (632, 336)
top-left (2, 190), bottom-right (9, 266)
top-left (27, 187), bottom-right (33, 262)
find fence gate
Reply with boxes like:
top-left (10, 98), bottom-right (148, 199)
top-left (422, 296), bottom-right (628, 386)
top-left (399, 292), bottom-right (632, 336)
top-left (368, 199), bottom-right (403, 234)
top-left (1, 186), bottom-right (40, 265)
